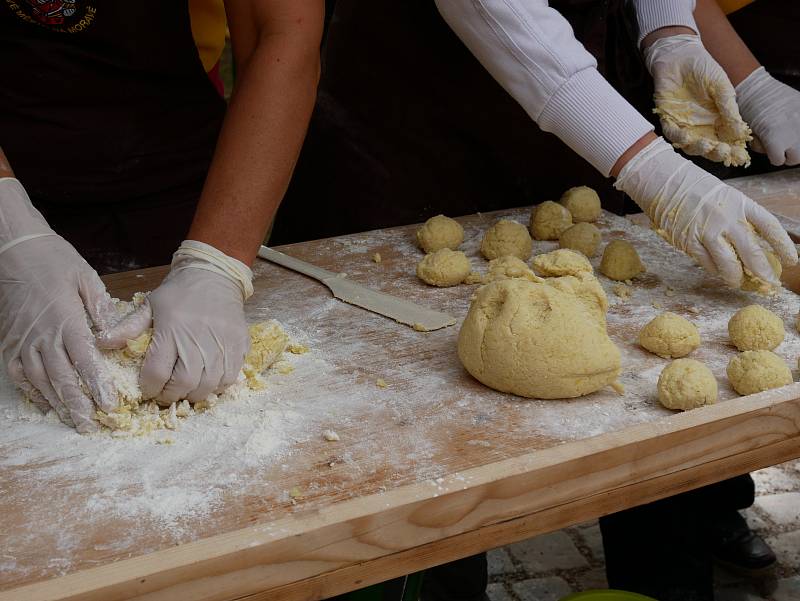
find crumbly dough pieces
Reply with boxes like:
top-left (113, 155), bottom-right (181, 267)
top-left (559, 222), bottom-right (601, 257)
top-left (600, 240), bottom-right (645, 281)
top-left (458, 277), bottom-right (619, 399)
top-left (416, 214), bottom-right (464, 253)
top-left (532, 248), bottom-right (593, 277)
top-left (741, 251), bottom-right (781, 294)
top-left (728, 305), bottom-right (784, 351)
top-left (639, 312), bottom-right (700, 359)
top-left (417, 248), bottom-right (471, 287)
top-left (529, 201), bottom-right (573, 240)
top-left (559, 186), bottom-right (602, 223)
top-left (727, 350), bottom-right (792, 396)
top-left (481, 219), bottom-right (533, 261)
top-left (658, 358), bottom-right (717, 410)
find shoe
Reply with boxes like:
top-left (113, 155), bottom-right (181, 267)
top-left (713, 529), bottom-right (777, 576)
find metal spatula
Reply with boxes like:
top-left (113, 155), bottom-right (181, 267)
top-left (258, 246), bottom-right (457, 331)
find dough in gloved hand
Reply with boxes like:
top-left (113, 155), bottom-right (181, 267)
top-left (480, 220), bottom-right (532, 260)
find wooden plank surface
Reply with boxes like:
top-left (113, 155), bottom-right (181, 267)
top-left (2, 173), bottom-right (800, 601)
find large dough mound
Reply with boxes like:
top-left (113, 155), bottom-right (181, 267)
top-left (481, 220), bottom-right (533, 260)
top-left (416, 248), bottom-right (471, 287)
top-left (416, 214), bottom-right (464, 253)
top-left (559, 186), bottom-right (601, 223)
top-left (529, 201), bottom-right (573, 240)
top-left (727, 350), bottom-right (792, 396)
top-left (458, 278), bottom-right (620, 399)
top-left (658, 358), bottom-right (717, 410)
top-left (728, 304), bottom-right (784, 351)
top-left (600, 240), bottom-right (645, 281)
top-left (532, 248), bottom-right (593, 277)
top-left (559, 222), bottom-right (601, 257)
top-left (639, 312), bottom-right (700, 359)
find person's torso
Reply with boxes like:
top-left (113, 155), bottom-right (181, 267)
top-left (0, 0), bottom-right (226, 206)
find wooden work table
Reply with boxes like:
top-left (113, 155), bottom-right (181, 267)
top-left (1, 170), bottom-right (800, 601)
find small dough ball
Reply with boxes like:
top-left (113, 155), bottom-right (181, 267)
top-left (486, 255), bottom-right (541, 283)
top-left (559, 222), bottom-right (602, 257)
top-left (639, 312), bottom-right (700, 359)
top-left (417, 249), bottom-right (471, 287)
top-left (600, 240), bottom-right (645, 281)
top-left (532, 248), bottom-right (593, 277)
top-left (458, 278), bottom-right (620, 399)
top-left (529, 201), bottom-right (573, 241)
top-left (416, 215), bottom-right (464, 253)
top-left (728, 305), bottom-right (784, 351)
top-left (741, 251), bottom-right (782, 293)
top-left (559, 186), bottom-right (602, 223)
top-left (481, 220), bottom-right (533, 261)
top-left (658, 359), bottom-right (718, 410)
top-left (727, 350), bottom-right (792, 396)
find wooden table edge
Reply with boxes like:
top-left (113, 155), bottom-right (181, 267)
top-left (4, 383), bottom-right (799, 601)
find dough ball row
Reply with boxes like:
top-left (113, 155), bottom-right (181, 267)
top-left (641, 303), bottom-right (794, 411)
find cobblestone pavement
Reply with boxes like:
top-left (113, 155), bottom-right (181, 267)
top-left (486, 460), bottom-right (800, 601)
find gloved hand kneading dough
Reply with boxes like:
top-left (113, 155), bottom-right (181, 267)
top-left (97, 241), bottom-right (252, 406)
top-left (644, 34), bottom-right (751, 167)
top-left (736, 67), bottom-right (800, 167)
top-left (0, 178), bottom-right (119, 432)
top-left (614, 137), bottom-right (797, 289)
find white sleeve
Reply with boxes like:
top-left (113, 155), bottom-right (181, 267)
top-left (434, 0), bottom-right (654, 177)
top-left (633, 0), bottom-right (698, 45)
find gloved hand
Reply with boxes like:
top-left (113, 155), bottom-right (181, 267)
top-left (736, 67), bottom-right (800, 166)
top-left (644, 34), bottom-right (751, 167)
top-left (97, 241), bottom-right (252, 406)
top-left (615, 137), bottom-right (797, 288)
top-left (0, 178), bottom-right (119, 432)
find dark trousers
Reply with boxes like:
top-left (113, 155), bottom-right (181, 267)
top-left (600, 475), bottom-right (756, 601)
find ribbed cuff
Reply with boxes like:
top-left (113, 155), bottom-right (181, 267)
top-left (537, 68), bottom-right (655, 177)
top-left (635, 0), bottom-right (698, 45)
top-left (174, 240), bottom-right (255, 300)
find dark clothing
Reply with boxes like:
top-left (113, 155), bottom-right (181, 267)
top-left (0, 0), bottom-right (224, 272)
top-left (600, 475), bottom-right (756, 601)
top-left (273, 0), bottom-right (651, 246)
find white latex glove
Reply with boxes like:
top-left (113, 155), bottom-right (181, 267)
top-left (0, 178), bottom-right (119, 432)
top-left (736, 67), bottom-right (800, 167)
top-left (615, 138), bottom-right (797, 288)
top-left (97, 241), bottom-right (252, 405)
top-left (644, 34), bottom-right (751, 167)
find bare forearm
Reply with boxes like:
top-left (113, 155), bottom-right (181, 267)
top-left (188, 35), bottom-right (320, 265)
top-left (693, 0), bottom-right (759, 86)
top-left (0, 147), bottom-right (14, 178)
